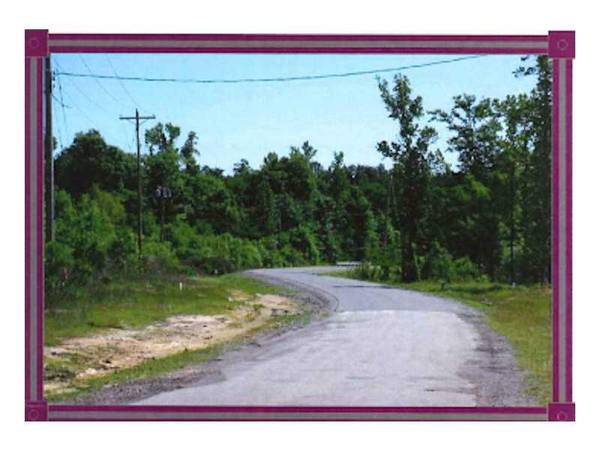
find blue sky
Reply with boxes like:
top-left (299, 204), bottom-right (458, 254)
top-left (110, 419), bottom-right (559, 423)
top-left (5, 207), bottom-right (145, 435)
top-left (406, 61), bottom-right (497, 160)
top-left (52, 53), bottom-right (536, 172)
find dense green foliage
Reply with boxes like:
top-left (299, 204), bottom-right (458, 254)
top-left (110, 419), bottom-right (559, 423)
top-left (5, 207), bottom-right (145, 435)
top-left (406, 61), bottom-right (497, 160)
top-left (46, 56), bottom-right (551, 304)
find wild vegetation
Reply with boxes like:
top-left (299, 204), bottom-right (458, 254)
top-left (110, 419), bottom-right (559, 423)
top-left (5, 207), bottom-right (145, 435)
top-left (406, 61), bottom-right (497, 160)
top-left (46, 56), bottom-right (552, 307)
top-left (43, 55), bottom-right (553, 403)
top-left (44, 273), bottom-right (309, 401)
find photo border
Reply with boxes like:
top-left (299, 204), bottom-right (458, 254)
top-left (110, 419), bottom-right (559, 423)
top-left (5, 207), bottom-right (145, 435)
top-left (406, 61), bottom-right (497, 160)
top-left (24, 29), bottom-right (575, 422)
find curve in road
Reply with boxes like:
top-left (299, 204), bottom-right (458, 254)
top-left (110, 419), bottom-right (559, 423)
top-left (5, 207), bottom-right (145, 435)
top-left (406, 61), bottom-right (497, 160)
top-left (136, 266), bottom-right (532, 406)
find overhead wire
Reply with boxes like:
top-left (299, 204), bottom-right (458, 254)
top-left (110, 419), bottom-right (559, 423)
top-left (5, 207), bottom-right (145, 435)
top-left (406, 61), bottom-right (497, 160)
top-left (79, 55), bottom-right (123, 104)
top-left (51, 54), bottom-right (484, 159)
top-left (55, 55), bottom-right (486, 85)
top-left (55, 59), bottom-right (134, 151)
top-left (79, 56), bottom-right (137, 150)
top-left (105, 55), bottom-right (145, 112)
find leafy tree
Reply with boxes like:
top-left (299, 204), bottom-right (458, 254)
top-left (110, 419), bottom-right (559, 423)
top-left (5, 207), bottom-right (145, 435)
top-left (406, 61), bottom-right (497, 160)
top-left (47, 59), bottom-right (553, 303)
top-left (180, 131), bottom-right (200, 175)
top-left (144, 123), bottom-right (185, 240)
top-left (431, 95), bottom-right (503, 278)
top-left (431, 95), bottom-right (501, 178)
top-left (517, 56), bottom-right (553, 283)
top-left (376, 75), bottom-right (437, 281)
top-left (255, 177), bottom-right (278, 235)
top-left (494, 93), bottom-right (533, 282)
top-left (55, 130), bottom-right (136, 198)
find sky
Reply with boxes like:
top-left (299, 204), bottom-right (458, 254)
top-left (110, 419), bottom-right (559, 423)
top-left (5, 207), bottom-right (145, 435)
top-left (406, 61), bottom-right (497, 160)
top-left (52, 53), bottom-right (537, 173)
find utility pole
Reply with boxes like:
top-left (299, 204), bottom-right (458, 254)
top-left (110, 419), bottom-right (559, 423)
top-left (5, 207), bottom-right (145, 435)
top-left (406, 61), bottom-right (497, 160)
top-left (120, 109), bottom-right (156, 261)
top-left (44, 55), bottom-right (54, 242)
top-left (509, 159), bottom-right (516, 286)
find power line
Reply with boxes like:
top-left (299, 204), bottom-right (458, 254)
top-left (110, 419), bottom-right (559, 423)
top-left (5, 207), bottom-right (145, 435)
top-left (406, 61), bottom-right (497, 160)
top-left (52, 97), bottom-right (65, 150)
top-left (54, 71), bottom-right (101, 130)
top-left (105, 55), bottom-right (145, 111)
top-left (55, 69), bottom-right (71, 145)
top-left (52, 93), bottom-right (71, 109)
top-left (55, 61), bottom-right (112, 114)
top-left (79, 55), bottom-right (123, 104)
top-left (55, 55), bottom-right (486, 85)
top-left (54, 60), bottom-right (150, 156)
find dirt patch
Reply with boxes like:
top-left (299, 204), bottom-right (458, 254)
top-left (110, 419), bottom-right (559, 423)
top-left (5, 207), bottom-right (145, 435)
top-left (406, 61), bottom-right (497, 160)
top-left (44, 293), bottom-right (299, 397)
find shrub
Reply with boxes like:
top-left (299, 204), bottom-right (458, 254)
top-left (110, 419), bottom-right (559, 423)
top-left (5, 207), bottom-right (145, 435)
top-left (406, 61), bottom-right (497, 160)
top-left (288, 225), bottom-right (320, 264)
top-left (108, 228), bottom-right (137, 271)
top-left (429, 253), bottom-right (481, 284)
top-left (45, 241), bottom-right (76, 302)
top-left (453, 257), bottom-right (481, 281)
top-left (428, 243), bottom-right (453, 283)
top-left (355, 262), bottom-right (384, 281)
top-left (54, 191), bottom-right (117, 282)
top-left (142, 241), bottom-right (183, 274)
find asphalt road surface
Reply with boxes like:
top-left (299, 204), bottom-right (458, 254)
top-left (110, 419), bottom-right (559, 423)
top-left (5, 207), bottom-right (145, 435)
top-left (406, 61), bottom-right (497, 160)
top-left (136, 267), bottom-right (530, 406)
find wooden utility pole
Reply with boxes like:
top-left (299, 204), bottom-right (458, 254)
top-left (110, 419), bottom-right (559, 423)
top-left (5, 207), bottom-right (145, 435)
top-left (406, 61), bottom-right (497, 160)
top-left (44, 55), bottom-right (54, 242)
top-left (120, 109), bottom-right (156, 261)
top-left (509, 159), bottom-right (516, 285)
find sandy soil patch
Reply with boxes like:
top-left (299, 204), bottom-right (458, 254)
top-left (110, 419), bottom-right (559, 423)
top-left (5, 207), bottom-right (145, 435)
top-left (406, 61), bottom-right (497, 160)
top-left (44, 293), bottom-right (299, 396)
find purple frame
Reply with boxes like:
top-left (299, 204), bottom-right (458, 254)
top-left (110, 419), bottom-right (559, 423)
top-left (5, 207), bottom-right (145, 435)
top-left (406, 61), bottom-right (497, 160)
top-left (24, 30), bottom-right (575, 422)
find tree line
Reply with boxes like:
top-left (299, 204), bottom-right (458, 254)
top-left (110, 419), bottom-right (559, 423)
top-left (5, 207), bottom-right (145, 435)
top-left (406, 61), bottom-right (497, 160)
top-left (45, 56), bottom-right (551, 302)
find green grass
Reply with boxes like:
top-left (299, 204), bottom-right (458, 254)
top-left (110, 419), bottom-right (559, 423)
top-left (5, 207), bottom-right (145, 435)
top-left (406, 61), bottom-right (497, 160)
top-left (45, 342), bottom-right (224, 402)
top-left (45, 306), bottom-right (311, 403)
top-left (45, 273), bottom-right (284, 346)
top-left (326, 271), bottom-right (551, 404)
top-left (44, 272), bottom-right (308, 402)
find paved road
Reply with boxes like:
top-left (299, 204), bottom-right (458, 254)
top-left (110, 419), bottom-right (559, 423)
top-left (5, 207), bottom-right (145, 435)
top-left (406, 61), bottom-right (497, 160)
top-left (136, 267), bottom-right (530, 406)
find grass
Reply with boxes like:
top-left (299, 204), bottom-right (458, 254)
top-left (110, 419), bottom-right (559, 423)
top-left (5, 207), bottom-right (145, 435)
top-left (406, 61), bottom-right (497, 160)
top-left (326, 271), bottom-right (551, 404)
top-left (45, 309), bottom-right (311, 403)
top-left (44, 272), bottom-right (308, 402)
top-left (45, 273), bottom-right (285, 346)
top-left (45, 343), bottom-right (223, 402)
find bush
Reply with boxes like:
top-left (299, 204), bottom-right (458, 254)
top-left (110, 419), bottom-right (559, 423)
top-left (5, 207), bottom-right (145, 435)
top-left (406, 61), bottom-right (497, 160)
top-left (238, 240), bottom-right (263, 269)
top-left (355, 262), bottom-right (384, 282)
top-left (428, 243), bottom-right (453, 282)
top-left (46, 190), bottom-right (139, 302)
top-left (108, 228), bottom-right (138, 271)
top-left (45, 241), bottom-right (76, 302)
top-left (288, 225), bottom-right (320, 264)
top-left (168, 223), bottom-right (268, 274)
top-left (428, 251), bottom-right (481, 284)
top-left (53, 191), bottom-right (117, 282)
top-left (142, 241), bottom-right (183, 274)
top-left (361, 240), bottom-right (482, 285)
top-left (453, 257), bottom-right (481, 281)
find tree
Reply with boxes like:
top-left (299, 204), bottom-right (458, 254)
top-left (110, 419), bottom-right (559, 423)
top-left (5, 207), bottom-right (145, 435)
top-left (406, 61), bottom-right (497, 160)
top-left (144, 122), bottom-right (181, 155)
top-left (47, 56), bottom-right (553, 296)
top-left (55, 130), bottom-right (136, 198)
top-left (255, 177), bottom-right (278, 235)
top-left (432, 96), bottom-right (501, 178)
top-left (431, 95), bottom-right (503, 279)
top-left (494, 93), bottom-right (533, 282)
top-left (376, 75), bottom-right (437, 281)
top-left (516, 56), bottom-right (552, 283)
top-left (180, 131), bottom-right (200, 175)
top-left (144, 123), bottom-right (184, 240)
